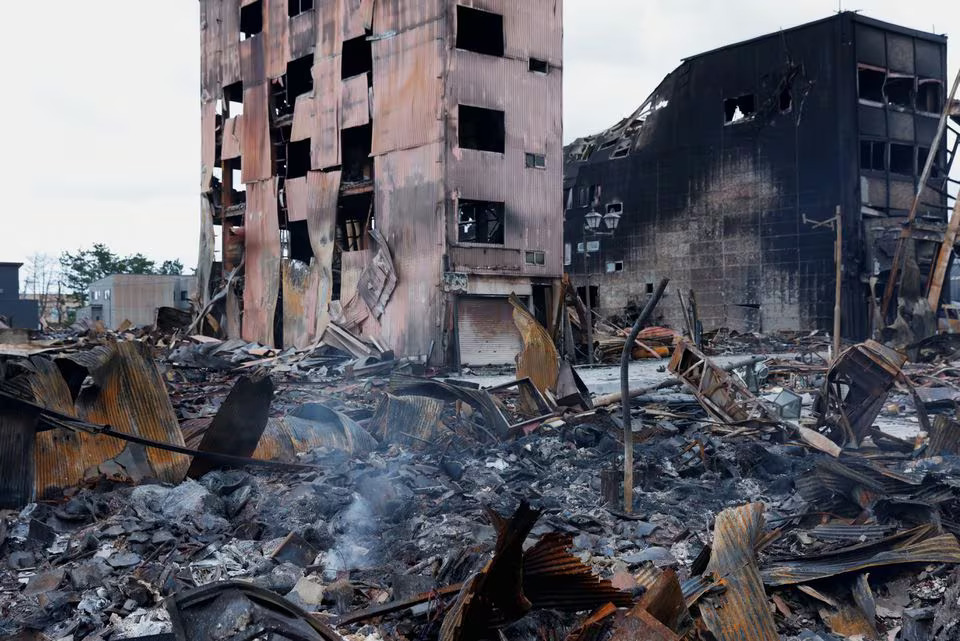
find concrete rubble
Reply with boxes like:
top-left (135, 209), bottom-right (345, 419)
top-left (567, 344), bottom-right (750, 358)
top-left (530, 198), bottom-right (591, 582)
top-left (5, 312), bottom-right (960, 641)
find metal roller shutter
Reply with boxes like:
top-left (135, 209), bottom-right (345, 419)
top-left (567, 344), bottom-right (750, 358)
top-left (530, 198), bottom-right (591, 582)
top-left (457, 297), bottom-right (523, 366)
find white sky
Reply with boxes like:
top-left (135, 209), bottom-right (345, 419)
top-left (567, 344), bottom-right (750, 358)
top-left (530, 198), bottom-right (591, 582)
top-left (1, 1), bottom-right (957, 274)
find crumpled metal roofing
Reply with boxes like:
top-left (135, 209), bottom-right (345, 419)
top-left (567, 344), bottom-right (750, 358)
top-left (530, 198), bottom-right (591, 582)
top-left (509, 294), bottom-right (559, 399)
top-left (368, 394), bottom-right (445, 447)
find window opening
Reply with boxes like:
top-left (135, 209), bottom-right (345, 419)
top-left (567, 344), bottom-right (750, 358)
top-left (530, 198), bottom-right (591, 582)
top-left (606, 202), bottom-right (623, 215)
top-left (723, 95), bottom-right (756, 124)
top-left (459, 105), bottom-right (505, 153)
top-left (287, 220), bottom-right (315, 263)
top-left (645, 283), bottom-right (654, 294)
top-left (458, 200), bottom-right (505, 244)
top-left (525, 251), bottom-right (546, 266)
top-left (341, 124), bottom-right (373, 184)
top-left (288, 0), bottom-right (313, 17)
top-left (287, 139), bottom-right (311, 179)
top-left (240, 1), bottom-right (263, 40)
top-left (588, 184), bottom-right (600, 205)
top-left (525, 153), bottom-right (546, 169)
top-left (860, 140), bottom-right (886, 172)
top-left (917, 80), bottom-right (943, 113)
top-left (884, 76), bottom-right (914, 109)
top-left (564, 188), bottom-right (572, 210)
top-left (287, 55), bottom-right (314, 103)
top-left (342, 36), bottom-right (372, 80)
top-left (224, 82), bottom-right (244, 117)
top-left (456, 6), bottom-right (504, 57)
top-left (858, 66), bottom-right (885, 103)
top-left (918, 147), bottom-right (942, 178)
top-left (889, 143), bottom-right (914, 175)
top-left (529, 58), bottom-right (549, 74)
top-left (606, 261), bottom-right (624, 273)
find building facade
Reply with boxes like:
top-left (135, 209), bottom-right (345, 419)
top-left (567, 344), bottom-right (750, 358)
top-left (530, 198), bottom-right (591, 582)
top-left (198, 0), bottom-right (563, 366)
top-left (563, 13), bottom-right (949, 339)
top-left (79, 275), bottom-right (196, 329)
top-left (0, 263), bottom-right (39, 330)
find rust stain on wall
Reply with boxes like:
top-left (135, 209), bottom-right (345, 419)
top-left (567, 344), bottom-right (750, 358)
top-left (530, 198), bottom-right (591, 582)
top-left (242, 179), bottom-right (282, 346)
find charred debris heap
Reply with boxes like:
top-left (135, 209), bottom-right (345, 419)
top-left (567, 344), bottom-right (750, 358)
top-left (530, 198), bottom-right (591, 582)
top-left (6, 297), bottom-right (960, 641)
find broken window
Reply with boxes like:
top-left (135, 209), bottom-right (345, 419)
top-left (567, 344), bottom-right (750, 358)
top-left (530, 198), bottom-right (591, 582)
top-left (458, 200), bottom-right (505, 244)
top-left (338, 193), bottom-right (373, 252)
top-left (287, 55), bottom-right (314, 103)
top-left (456, 5), bottom-right (504, 57)
top-left (884, 76), bottom-right (914, 109)
top-left (459, 105), bottom-right (505, 153)
top-left (224, 82), bottom-right (244, 117)
top-left (645, 283), bottom-right (654, 294)
top-left (723, 95), bottom-right (756, 124)
top-left (524, 251), bottom-right (545, 266)
top-left (286, 139), bottom-right (311, 179)
top-left (606, 202), bottom-right (623, 215)
top-left (918, 147), bottom-right (942, 178)
top-left (240, 1), bottom-right (263, 41)
top-left (342, 124), bottom-right (373, 184)
top-left (917, 79), bottom-right (943, 113)
top-left (860, 140), bottom-right (886, 172)
top-left (341, 36), bottom-right (372, 80)
top-left (605, 261), bottom-right (624, 273)
top-left (889, 143), bottom-right (914, 175)
top-left (529, 58), bottom-right (549, 74)
top-left (524, 153), bottom-right (546, 169)
top-left (288, 0), bottom-right (313, 17)
top-left (287, 220), bottom-right (314, 263)
top-left (858, 66), bottom-right (885, 103)
top-left (779, 86), bottom-right (792, 113)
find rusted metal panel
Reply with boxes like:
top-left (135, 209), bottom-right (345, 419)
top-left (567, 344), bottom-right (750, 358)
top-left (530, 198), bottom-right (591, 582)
top-left (201, 101), bottom-right (217, 192)
top-left (70, 342), bottom-right (191, 484)
top-left (699, 503), bottom-right (779, 641)
top-left (306, 170), bottom-right (341, 340)
top-left (341, 250), bottom-right (372, 300)
top-left (316, 0), bottom-right (343, 58)
top-left (253, 409), bottom-right (376, 460)
top-left (370, 17), bottom-right (443, 156)
top-left (200, 0), bottom-right (223, 102)
top-left (289, 10), bottom-right (316, 60)
top-left (375, 144), bottom-right (445, 359)
top-left (285, 176), bottom-right (308, 222)
top-left (341, 0), bottom-right (374, 40)
top-left (290, 94), bottom-right (316, 142)
top-left (222, 115), bottom-right (243, 160)
top-left (221, 0), bottom-right (242, 87)
top-left (197, 196), bottom-right (216, 311)
top-left (449, 246), bottom-right (523, 273)
top-left (509, 294), bottom-right (558, 396)
top-left (310, 56), bottom-right (342, 169)
top-left (341, 73), bottom-right (370, 129)
top-left (282, 259), bottom-right (319, 349)
top-left (241, 84), bottom-right (273, 183)
top-left (372, 0), bottom-right (442, 33)
top-left (240, 34), bottom-right (267, 86)
top-left (357, 229), bottom-right (397, 318)
top-left (458, 297), bottom-right (523, 366)
top-left (265, 0), bottom-right (291, 79)
top-left (369, 394), bottom-right (445, 447)
top-left (242, 179), bottom-right (282, 346)
top-left (0, 396), bottom-right (38, 508)
top-left (462, 0), bottom-right (563, 64)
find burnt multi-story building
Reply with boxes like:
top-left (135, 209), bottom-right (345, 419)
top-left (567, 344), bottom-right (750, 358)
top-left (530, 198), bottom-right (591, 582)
top-left (564, 12), bottom-right (950, 339)
top-left (198, 0), bottom-right (563, 366)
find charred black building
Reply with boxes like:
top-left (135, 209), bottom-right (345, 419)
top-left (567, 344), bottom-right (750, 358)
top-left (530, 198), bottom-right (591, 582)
top-left (563, 13), bottom-right (949, 338)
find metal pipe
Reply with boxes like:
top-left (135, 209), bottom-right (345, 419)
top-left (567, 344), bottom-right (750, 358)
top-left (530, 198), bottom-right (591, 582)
top-left (584, 226), bottom-right (594, 365)
top-left (619, 277), bottom-right (669, 514)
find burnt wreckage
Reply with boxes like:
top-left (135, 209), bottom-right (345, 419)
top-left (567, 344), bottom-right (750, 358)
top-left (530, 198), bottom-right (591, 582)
top-left (198, 0), bottom-right (564, 368)
top-left (564, 12), bottom-right (954, 340)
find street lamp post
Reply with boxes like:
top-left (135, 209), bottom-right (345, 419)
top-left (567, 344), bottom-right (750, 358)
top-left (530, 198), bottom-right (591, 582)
top-left (581, 207), bottom-right (621, 365)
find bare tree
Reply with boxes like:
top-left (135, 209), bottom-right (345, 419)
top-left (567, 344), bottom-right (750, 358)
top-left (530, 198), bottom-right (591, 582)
top-left (23, 253), bottom-right (59, 323)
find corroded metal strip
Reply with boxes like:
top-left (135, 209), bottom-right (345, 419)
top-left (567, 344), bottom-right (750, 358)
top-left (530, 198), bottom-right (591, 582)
top-left (242, 178), bottom-right (282, 346)
top-left (306, 170), bottom-right (341, 341)
top-left (509, 293), bottom-right (559, 397)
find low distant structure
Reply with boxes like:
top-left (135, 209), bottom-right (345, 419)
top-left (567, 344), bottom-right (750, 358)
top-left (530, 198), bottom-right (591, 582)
top-left (76, 274), bottom-right (196, 329)
top-left (0, 263), bottom-right (39, 330)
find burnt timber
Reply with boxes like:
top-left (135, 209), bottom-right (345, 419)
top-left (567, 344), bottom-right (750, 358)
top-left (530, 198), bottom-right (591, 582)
top-left (563, 12), bottom-right (950, 340)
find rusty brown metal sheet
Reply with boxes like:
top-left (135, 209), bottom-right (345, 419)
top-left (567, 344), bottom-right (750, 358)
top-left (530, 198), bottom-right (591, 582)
top-left (264, 0), bottom-right (291, 79)
top-left (253, 406), bottom-right (376, 460)
top-left (282, 259), bottom-right (319, 349)
top-left (0, 395), bottom-right (38, 508)
top-left (222, 115), bottom-right (243, 160)
top-left (357, 229), bottom-right (397, 319)
top-left (370, 16), bottom-right (443, 156)
top-left (200, 101), bottom-right (217, 193)
top-left (221, 0), bottom-right (242, 87)
top-left (71, 343), bottom-right (191, 484)
top-left (240, 33), bottom-right (267, 86)
top-left (372, 0), bottom-right (442, 33)
top-left (341, 73), bottom-right (370, 129)
top-left (607, 606), bottom-right (679, 641)
top-left (197, 196), bottom-right (216, 312)
top-left (341, 250), bottom-right (372, 300)
top-left (242, 179), bottom-right (282, 346)
top-left (199, 0), bottom-right (223, 101)
top-left (368, 394), bottom-right (445, 447)
top-left (341, 0), bottom-right (374, 40)
top-left (291, 94), bottom-right (316, 142)
top-left (306, 170), bottom-right (341, 341)
top-left (699, 503), bottom-right (779, 641)
top-left (289, 10), bottom-right (316, 60)
top-left (241, 84), bottom-right (273, 183)
top-left (509, 293), bottom-right (559, 397)
top-left (310, 56), bottom-right (342, 170)
top-left (316, 0), bottom-right (343, 58)
top-left (285, 176), bottom-right (308, 222)
top-left (457, 0), bottom-right (563, 65)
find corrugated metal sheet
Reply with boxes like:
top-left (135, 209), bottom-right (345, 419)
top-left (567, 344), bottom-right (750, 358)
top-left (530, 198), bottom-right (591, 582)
top-left (282, 258), bottom-right (319, 349)
top-left (341, 73), bottom-right (371, 129)
top-left (265, 0), bottom-right (291, 79)
top-left (291, 94), bottom-right (316, 142)
top-left (449, 246), bottom-right (523, 272)
top-left (310, 56), bottom-right (342, 169)
top-left (699, 503), bottom-right (779, 641)
top-left (285, 176), bottom-right (308, 221)
top-left (72, 342), bottom-right (190, 484)
top-left (458, 296), bottom-right (523, 366)
top-left (253, 407), bottom-right (376, 460)
top-left (306, 170), bottom-right (341, 340)
top-left (222, 115), bottom-right (243, 160)
top-left (200, 101), bottom-right (217, 192)
top-left (242, 178), bottom-right (282, 346)
top-left (370, 13), bottom-right (443, 156)
top-left (373, 0), bottom-right (443, 34)
top-left (221, 0), bottom-right (242, 87)
top-left (0, 397), bottom-right (38, 508)
top-left (341, 0), bottom-right (374, 40)
top-left (289, 9), bottom-right (316, 60)
top-left (368, 394), bottom-right (445, 447)
top-left (241, 84), bottom-right (273, 183)
top-left (199, 0), bottom-right (223, 101)
top-left (509, 294), bottom-right (558, 396)
top-left (198, 197), bottom-right (216, 311)
top-left (316, 0), bottom-right (343, 58)
top-left (240, 34), bottom-right (267, 86)
top-left (462, 0), bottom-right (563, 65)
top-left (341, 250), bottom-right (372, 300)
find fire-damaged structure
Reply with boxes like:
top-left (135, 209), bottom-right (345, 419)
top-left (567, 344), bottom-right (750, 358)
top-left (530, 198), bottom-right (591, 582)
top-left (198, 0), bottom-right (563, 367)
top-left (564, 12), bottom-right (952, 339)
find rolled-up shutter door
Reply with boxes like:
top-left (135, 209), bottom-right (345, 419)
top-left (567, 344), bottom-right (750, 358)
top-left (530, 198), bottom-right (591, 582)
top-left (457, 297), bottom-right (523, 366)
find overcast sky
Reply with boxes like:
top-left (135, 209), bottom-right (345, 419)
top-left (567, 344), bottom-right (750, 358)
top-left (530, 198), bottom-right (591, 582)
top-left (1, 1), bottom-right (957, 277)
